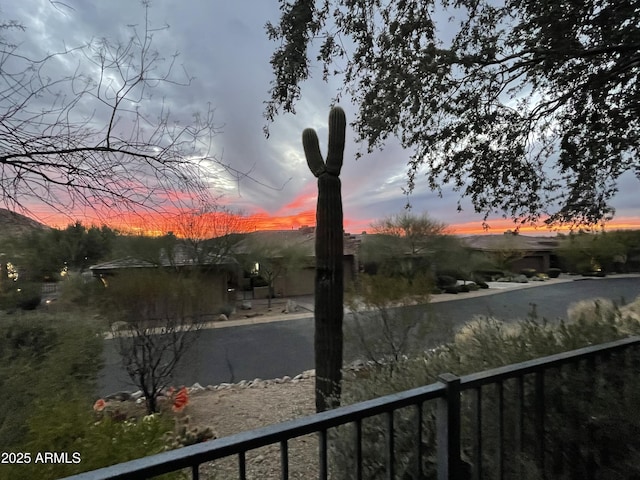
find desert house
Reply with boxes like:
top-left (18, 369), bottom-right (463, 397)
top-left (462, 231), bottom-right (561, 273)
top-left (89, 246), bottom-right (240, 307)
top-left (231, 226), bottom-right (361, 299)
top-left (90, 227), bottom-right (362, 303)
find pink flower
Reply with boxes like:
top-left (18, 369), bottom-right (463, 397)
top-left (93, 399), bottom-right (106, 412)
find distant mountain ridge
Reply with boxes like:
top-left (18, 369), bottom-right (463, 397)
top-left (0, 209), bottom-right (49, 237)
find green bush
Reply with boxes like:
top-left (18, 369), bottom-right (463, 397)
top-left (3, 396), bottom-right (183, 480)
top-left (520, 268), bottom-right (537, 278)
top-left (331, 297), bottom-right (640, 479)
top-left (0, 314), bottom-right (102, 450)
top-left (547, 268), bottom-right (562, 278)
top-left (0, 281), bottom-right (42, 311)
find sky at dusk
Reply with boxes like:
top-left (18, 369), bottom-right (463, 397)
top-left (3, 1), bottom-right (640, 236)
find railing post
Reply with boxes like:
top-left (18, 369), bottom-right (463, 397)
top-left (437, 373), bottom-right (463, 480)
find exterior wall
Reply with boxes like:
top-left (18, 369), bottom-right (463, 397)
top-left (271, 256), bottom-right (357, 298)
top-left (206, 271), bottom-right (229, 306)
top-left (343, 256), bottom-right (355, 285)
top-left (274, 267), bottom-right (315, 297)
top-left (510, 252), bottom-right (551, 273)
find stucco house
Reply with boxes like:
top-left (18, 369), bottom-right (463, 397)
top-left (232, 226), bottom-right (361, 298)
top-left (462, 232), bottom-right (561, 273)
top-left (89, 247), bottom-right (240, 306)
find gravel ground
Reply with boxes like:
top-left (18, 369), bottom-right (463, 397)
top-left (186, 376), bottom-right (318, 479)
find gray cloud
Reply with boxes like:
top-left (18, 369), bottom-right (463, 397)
top-left (2, 1), bottom-right (638, 231)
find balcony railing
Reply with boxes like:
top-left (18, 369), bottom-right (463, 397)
top-left (63, 335), bottom-right (640, 480)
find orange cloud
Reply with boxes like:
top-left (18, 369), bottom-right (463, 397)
top-left (30, 204), bottom-right (640, 238)
top-left (277, 192), bottom-right (317, 213)
top-left (449, 217), bottom-right (640, 236)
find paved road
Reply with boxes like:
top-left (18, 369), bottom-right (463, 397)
top-left (98, 277), bottom-right (640, 395)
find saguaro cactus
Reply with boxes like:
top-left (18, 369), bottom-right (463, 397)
top-left (303, 106), bottom-right (345, 412)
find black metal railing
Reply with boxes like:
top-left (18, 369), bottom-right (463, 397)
top-left (63, 336), bottom-right (640, 480)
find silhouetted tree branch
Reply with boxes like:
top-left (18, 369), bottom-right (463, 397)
top-left (0, 2), bottom-right (260, 221)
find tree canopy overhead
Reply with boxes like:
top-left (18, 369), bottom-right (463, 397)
top-left (265, 0), bottom-right (640, 226)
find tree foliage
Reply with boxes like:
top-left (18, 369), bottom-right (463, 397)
top-left (363, 212), bottom-right (448, 281)
top-left (265, 0), bottom-right (640, 226)
top-left (2, 222), bottom-right (116, 281)
top-left (557, 230), bottom-right (629, 274)
top-left (0, 313), bottom-right (102, 449)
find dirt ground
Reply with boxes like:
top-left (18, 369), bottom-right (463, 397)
top-left (187, 377), bottom-right (319, 479)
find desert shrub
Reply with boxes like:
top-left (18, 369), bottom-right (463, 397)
top-left (0, 281), bottom-right (42, 311)
top-left (520, 268), bottom-right (537, 278)
top-left (0, 314), bottom-right (102, 449)
top-left (97, 270), bottom-right (212, 413)
top-left (55, 274), bottom-right (102, 308)
top-left (472, 276), bottom-right (490, 289)
top-left (331, 296), bottom-right (640, 479)
top-left (3, 396), bottom-right (183, 480)
top-left (435, 274), bottom-right (457, 288)
top-left (547, 268), bottom-right (562, 278)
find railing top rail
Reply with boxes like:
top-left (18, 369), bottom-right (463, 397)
top-left (460, 335), bottom-right (640, 389)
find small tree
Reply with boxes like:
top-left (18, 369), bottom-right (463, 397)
top-left (489, 233), bottom-right (530, 274)
top-left (100, 269), bottom-right (212, 414)
top-left (365, 212), bottom-right (448, 284)
top-left (345, 273), bottom-right (439, 375)
top-left (240, 238), bottom-right (308, 309)
top-left (169, 205), bottom-right (252, 265)
top-left (371, 212), bottom-right (448, 255)
top-left (557, 231), bottom-right (628, 274)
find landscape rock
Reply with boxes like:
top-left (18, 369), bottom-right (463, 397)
top-left (282, 299), bottom-right (299, 313)
top-left (105, 391), bottom-right (132, 401)
top-left (240, 300), bottom-right (252, 310)
top-left (217, 314), bottom-right (228, 322)
top-left (130, 390), bottom-right (144, 400)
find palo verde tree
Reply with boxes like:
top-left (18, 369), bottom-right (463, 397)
top-left (265, 1), bottom-right (640, 227)
top-left (303, 106), bottom-right (345, 412)
top-left (0, 2), bottom-right (253, 220)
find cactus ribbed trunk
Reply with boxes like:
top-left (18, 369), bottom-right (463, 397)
top-left (303, 106), bottom-right (345, 412)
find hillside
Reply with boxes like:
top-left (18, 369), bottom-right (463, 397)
top-left (0, 209), bottom-right (49, 238)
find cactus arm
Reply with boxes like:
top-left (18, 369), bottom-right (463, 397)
top-left (325, 106), bottom-right (346, 176)
top-left (302, 128), bottom-right (326, 178)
